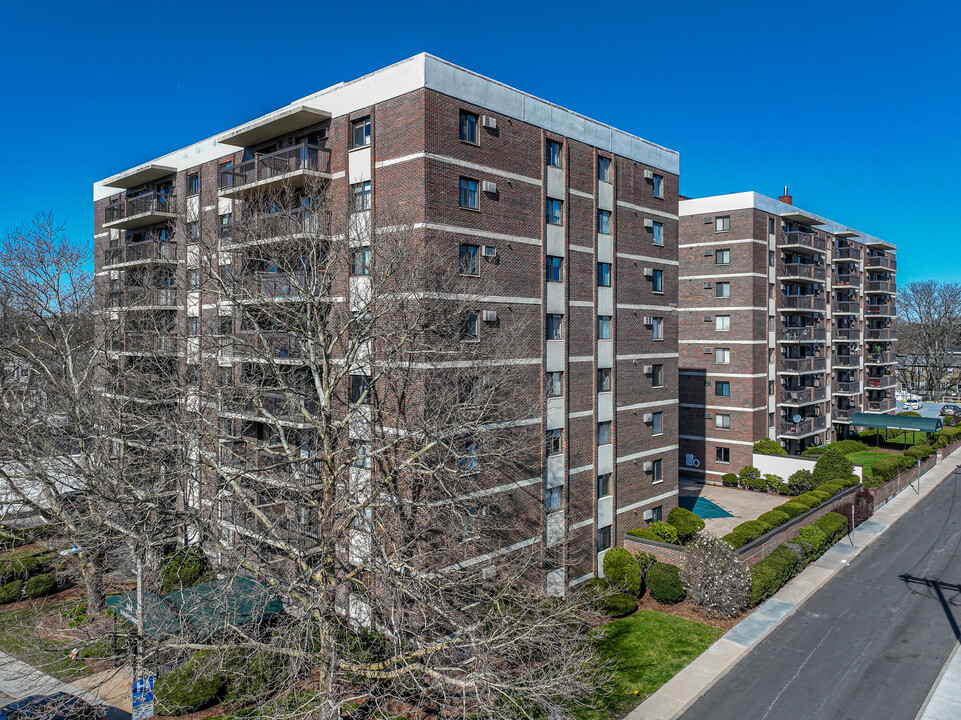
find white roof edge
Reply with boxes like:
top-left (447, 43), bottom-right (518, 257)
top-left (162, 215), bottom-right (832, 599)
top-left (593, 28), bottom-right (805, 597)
top-left (95, 53), bottom-right (678, 201)
top-left (679, 191), bottom-right (894, 251)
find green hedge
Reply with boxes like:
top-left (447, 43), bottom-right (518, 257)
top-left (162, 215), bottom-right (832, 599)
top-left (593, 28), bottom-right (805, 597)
top-left (813, 512), bottom-right (849, 545)
top-left (0, 554), bottom-right (47, 585)
top-left (721, 473), bottom-right (739, 487)
top-left (722, 520), bottom-right (769, 549)
top-left (667, 507), bottom-right (705, 543)
top-left (161, 547), bottom-right (206, 594)
top-left (738, 465), bottom-right (762, 484)
top-left (603, 547), bottom-right (643, 595)
top-left (826, 440), bottom-right (869, 454)
top-left (750, 544), bottom-right (803, 606)
top-left (742, 475), bottom-right (768, 492)
top-left (156, 651), bottom-right (226, 716)
top-left (626, 528), bottom-right (661, 542)
top-left (801, 446), bottom-right (828, 457)
top-left (813, 449), bottom-right (855, 485)
top-left (22, 573), bottom-right (57, 599)
top-left (775, 501), bottom-right (810, 519)
top-left (646, 563), bottom-right (685, 605)
top-left (754, 437), bottom-right (786, 455)
top-left (646, 521), bottom-right (680, 545)
top-left (863, 454), bottom-right (915, 488)
top-left (905, 444), bottom-right (935, 460)
top-left (787, 469), bottom-right (815, 495)
top-left (602, 593), bottom-right (639, 617)
top-left (0, 580), bottom-right (22, 604)
top-left (757, 510), bottom-right (790, 531)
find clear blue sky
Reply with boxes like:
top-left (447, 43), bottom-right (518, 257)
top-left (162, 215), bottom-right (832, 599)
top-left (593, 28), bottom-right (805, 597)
top-left (2, 0), bottom-right (958, 283)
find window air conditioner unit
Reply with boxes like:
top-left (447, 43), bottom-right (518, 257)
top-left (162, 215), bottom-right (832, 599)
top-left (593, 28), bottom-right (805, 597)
top-left (704, 249), bottom-right (713, 256)
top-left (643, 267), bottom-right (653, 277)
top-left (705, 412), bottom-right (713, 419)
top-left (482, 115), bottom-right (497, 129)
top-left (704, 217), bottom-right (713, 224)
top-left (482, 310), bottom-right (498, 323)
top-left (703, 347), bottom-right (713, 354)
top-left (482, 180), bottom-right (497, 194)
top-left (482, 245), bottom-right (497, 258)
top-left (643, 509), bottom-right (654, 520)
top-left (644, 219), bottom-right (654, 228)
top-left (704, 316), bottom-right (713, 322)
top-left (643, 413), bottom-right (653, 423)
top-left (643, 316), bottom-right (653, 325)
top-left (644, 170), bottom-right (654, 180)
top-left (704, 283), bottom-right (713, 289)
top-left (643, 364), bottom-right (653, 374)
top-left (643, 461), bottom-right (654, 471)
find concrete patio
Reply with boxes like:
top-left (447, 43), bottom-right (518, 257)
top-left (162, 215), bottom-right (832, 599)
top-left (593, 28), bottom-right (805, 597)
top-left (679, 478), bottom-right (784, 536)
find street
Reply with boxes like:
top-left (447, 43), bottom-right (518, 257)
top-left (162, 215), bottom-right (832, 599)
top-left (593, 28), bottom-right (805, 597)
top-left (681, 468), bottom-right (961, 720)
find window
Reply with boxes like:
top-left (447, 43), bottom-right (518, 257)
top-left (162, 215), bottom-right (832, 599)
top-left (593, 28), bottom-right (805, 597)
top-left (652, 174), bottom-right (663, 198)
top-left (769, 315), bottom-right (775, 331)
top-left (351, 117), bottom-right (371, 148)
top-left (597, 367), bottom-right (611, 393)
top-left (597, 421), bottom-right (611, 445)
top-left (351, 246), bottom-right (371, 276)
top-left (716, 348), bottom-right (730, 364)
top-left (351, 439), bottom-right (372, 469)
top-left (716, 216), bottom-right (730, 232)
top-left (597, 525), bottom-right (612, 552)
top-left (187, 269), bottom-right (199, 291)
top-left (546, 198), bottom-right (563, 225)
top-left (652, 221), bottom-right (663, 245)
top-left (545, 486), bottom-right (562, 513)
top-left (651, 412), bottom-right (663, 435)
top-left (715, 381), bottom-right (731, 396)
top-left (187, 316), bottom-right (199, 336)
top-left (597, 210), bottom-right (611, 234)
top-left (187, 364), bottom-right (199, 385)
top-left (715, 315), bottom-right (730, 331)
top-left (651, 364), bottom-right (664, 387)
top-left (459, 178), bottom-right (478, 209)
top-left (459, 110), bottom-right (478, 143)
top-left (597, 474), bottom-right (611, 498)
top-left (459, 244), bottom-right (479, 275)
top-left (715, 413), bottom-right (731, 429)
top-left (652, 268), bottom-right (663, 293)
top-left (769, 380), bottom-right (775, 395)
top-left (461, 312), bottom-right (479, 341)
top-left (769, 218), bottom-right (776, 234)
top-left (546, 314), bottom-right (563, 340)
top-left (351, 181), bottom-right (371, 212)
top-left (769, 412), bottom-right (775, 427)
top-left (459, 441), bottom-right (478, 472)
top-left (716, 249), bottom-right (730, 265)
top-left (597, 315), bottom-right (611, 339)
top-left (546, 371), bottom-right (563, 398)
top-left (769, 250), bottom-right (775, 267)
top-left (597, 262), bottom-right (611, 287)
top-left (187, 173), bottom-right (199, 196)
top-left (652, 317), bottom-right (663, 340)
top-left (546, 255), bottom-right (563, 283)
top-left (649, 505), bottom-right (663, 521)
top-left (715, 282), bottom-right (730, 298)
top-left (219, 213), bottom-right (232, 238)
top-left (349, 374), bottom-right (371, 405)
top-left (546, 140), bottom-right (562, 167)
top-left (716, 447), bottom-right (730, 463)
top-left (651, 459), bottom-right (663, 483)
top-left (186, 221), bottom-right (199, 244)
top-left (546, 428), bottom-right (563, 455)
top-left (597, 156), bottom-right (611, 182)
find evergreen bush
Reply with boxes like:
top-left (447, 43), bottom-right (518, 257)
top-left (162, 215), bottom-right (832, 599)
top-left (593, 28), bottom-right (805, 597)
top-left (22, 573), bottom-right (57, 599)
top-left (812, 449), bottom-right (855, 485)
top-left (602, 547), bottom-right (643, 595)
top-left (0, 580), bottom-right (22, 604)
top-left (721, 473), bottom-right (739, 487)
top-left (161, 547), bottom-right (207, 594)
top-left (646, 563), bottom-right (685, 605)
top-left (646, 521), bottom-right (679, 545)
top-left (753, 437), bottom-right (786, 455)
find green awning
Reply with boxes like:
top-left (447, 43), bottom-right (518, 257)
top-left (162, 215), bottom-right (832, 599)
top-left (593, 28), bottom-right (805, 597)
top-left (105, 576), bottom-right (284, 640)
top-left (852, 413), bottom-right (943, 433)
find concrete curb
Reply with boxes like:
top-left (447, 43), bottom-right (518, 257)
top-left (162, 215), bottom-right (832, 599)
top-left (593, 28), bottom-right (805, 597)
top-left (0, 650), bottom-right (106, 707)
top-left (627, 447), bottom-right (961, 720)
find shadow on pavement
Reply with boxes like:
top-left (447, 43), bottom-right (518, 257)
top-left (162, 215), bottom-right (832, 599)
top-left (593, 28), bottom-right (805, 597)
top-left (900, 573), bottom-right (961, 641)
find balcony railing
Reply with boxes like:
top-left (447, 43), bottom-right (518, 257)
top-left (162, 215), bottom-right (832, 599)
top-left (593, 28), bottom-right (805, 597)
top-left (104, 192), bottom-right (178, 228)
top-left (780, 295), bottom-right (827, 311)
top-left (219, 145), bottom-right (332, 191)
top-left (833, 326), bottom-right (859, 341)
top-left (782, 231), bottom-right (827, 253)
top-left (779, 263), bottom-right (827, 282)
top-left (778, 327), bottom-right (826, 342)
top-left (123, 333), bottom-right (179, 354)
top-left (221, 389), bottom-right (318, 422)
top-left (781, 386), bottom-right (828, 404)
top-left (866, 280), bottom-right (896, 294)
top-left (834, 406), bottom-right (859, 421)
top-left (781, 357), bottom-right (827, 373)
top-left (229, 332), bottom-right (307, 360)
top-left (835, 246), bottom-right (861, 261)
top-left (868, 398), bottom-right (896, 412)
top-left (866, 326), bottom-right (896, 341)
top-left (246, 271), bottom-right (311, 299)
top-left (779, 416), bottom-right (827, 437)
top-left (103, 239), bottom-right (177, 268)
top-left (834, 273), bottom-right (861, 288)
top-left (833, 300), bottom-right (861, 314)
top-left (865, 255), bottom-right (897, 271)
top-left (866, 301), bottom-right (897, 317)
top-left (222, 208), bottom-right (329, 245)
top-left (834, 354), bottom-right (860, 367)
top-left (866, 376), bottom-right (896, 390)
top-left (865, 351), bottom-right (896, 365)
top-left (123, 286), bottom-right (178, 308)
top-left (834, 380), bottom-right (861, 394)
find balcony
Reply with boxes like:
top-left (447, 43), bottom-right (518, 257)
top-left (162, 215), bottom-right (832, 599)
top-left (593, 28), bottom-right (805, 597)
top-left (778, 327), bottom-right (826, 343)
top-left (781, 386), bottom-right (828, 405)
top-left (865, 255), bottom-right (897, 272)
top-left (866, 376), bottom-right (896, 390)
top-left (833, 406), bottom-right (859, 422)
top-left (221, 388), bottom-right (318, 424)
top-left (122, 333), bottom-right (179, 355)
top-left (834, 354), bottom-right (860, 367)
top-left (103, 239), bottom-right (177, 269)
top-left (779, 416), bottom-right (827, 438)
top-left (834, 380), bottom-right (861, 394)
top-left (222, 208), bottom-right (329, 247)
top-left (865, 280), bottom-right (896, 294)
top-left (103, 192), bottom-right (178, 230)
top-left (780, 295), bottom-right (827, 312)
top-left (121, 286), bottom-right (178, 309)
top-left (833, 300), bottom-right (861, 315)
top-left (866, 326), bottom-right (896, 341)
top-left (834, 273), bottom-right (861, 288)
top-left (781, 357), bottom-right (827, 373)
top-left (229, 332), bottom-right (307, 360)
top-left (865, 351), bottom-right (896, 366)
top-left (779, 263), bottom-right (826, 282)
top-left (835, 247), bottom-right (861, 261)
top-left (833, 327), bottom-right (859, 341)
top-left (867, 397), bottom-right (897, 412)
top-left (245, 271), bottom-right (312, 300)
top-left (866, 301), bottom-right (896, 317)
top-left (219, 144), bottom-right (332, 198)
top-left (782, 231), bottom-right (827, 253)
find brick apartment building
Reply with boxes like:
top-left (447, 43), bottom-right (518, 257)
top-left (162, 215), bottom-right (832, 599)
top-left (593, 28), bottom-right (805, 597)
top-left (677, 191), bottom-right (896, 482)
top-left (93, 54), bottom-right (680, 592)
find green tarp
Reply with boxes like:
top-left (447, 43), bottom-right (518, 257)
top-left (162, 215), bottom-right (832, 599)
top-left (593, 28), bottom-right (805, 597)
top-left (105, 575), bottom-right (284, 639)
top-left (851, 412), bottom-right (943, 433)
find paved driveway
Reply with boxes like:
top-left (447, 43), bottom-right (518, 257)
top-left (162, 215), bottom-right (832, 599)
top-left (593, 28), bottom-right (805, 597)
top-left (680, 479), bottom-right (784, 536)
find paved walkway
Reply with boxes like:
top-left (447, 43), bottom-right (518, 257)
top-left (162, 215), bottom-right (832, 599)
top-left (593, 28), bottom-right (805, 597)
top-left (630, 446), bottom-right (961, 720)
top-left (679, 479), bottom-right (783, 536)
top-left (917, 645), bottom-right (961, 720)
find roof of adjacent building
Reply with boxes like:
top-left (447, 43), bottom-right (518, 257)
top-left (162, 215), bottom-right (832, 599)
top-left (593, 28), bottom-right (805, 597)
top-left (679, 191), bottom-right (895, 251)
top-left (95, 53), bottom-right (679, 202)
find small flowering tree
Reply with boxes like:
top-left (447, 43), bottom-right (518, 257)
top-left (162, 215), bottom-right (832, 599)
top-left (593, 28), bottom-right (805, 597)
top-left (680, 532), bottom-right (751, 618)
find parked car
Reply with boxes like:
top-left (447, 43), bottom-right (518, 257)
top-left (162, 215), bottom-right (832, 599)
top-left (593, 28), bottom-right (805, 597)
top-left (940, 404), bottom-right (959, 416)
top-left (903, 401), bottom-right (923, 411)
top-left (0, 693), bottom-right (104, 720)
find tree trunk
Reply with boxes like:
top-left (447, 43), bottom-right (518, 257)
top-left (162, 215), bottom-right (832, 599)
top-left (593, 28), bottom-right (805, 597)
top-left (81, 555), bottom-right (104, 612)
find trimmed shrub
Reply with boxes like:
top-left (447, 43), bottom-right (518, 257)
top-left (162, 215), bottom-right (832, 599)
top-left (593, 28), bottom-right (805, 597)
top-left (161, 547), bottom-right (206, 594)
top-left (602, 593), bottom-right (638, 618)
top-left (680, 533), bottom-right (750, 618)
top-left (813, 449), bottom-right (855, 485)
top-left (742, 474), bottom-right (768, 492)
top-left (667, 507), bottom-right (705, 544)
top-left (905, 444), bottom-right (935, 460)
top-left (0, 554), bottom-right (46, 585)
top-left (626, 528), bottom-right (661, 542)
top-left (898, 411), bottom-right (922, 417)
top-left (646, 521), bottom-right (680, 545)
top-left (815, 482), bottom-right (844, 497)
top-left (635, 550), bottom-right (657, 579)
top-left (738, 465), bottom-right (762, 485)
top-left (809, 489), bottom-right (832, 503)
top-left (801, 446), bottom-right (828, 458)
top-left (795, 526), bottom-right (827, 561)
top-left (814, 512), bottom-right (849, 545)
top-left (787, 469), bottom-right (815, 495)
top-left (722, 520), bottom-right (769, 549)
top-left (602, 547), bottom-right (642, 595)
top-left (826, 440), bottom-right (869, 454)
top-left (749, 544), bottom-right (804, 606)
top-left (22, 573), bottom-right (57, 599)
top-left (721, 473), bottom-right (739, 487)
top-left (580, 577), bottom-right (609, 598)
top-left (757, 510), bottom-right (790, 531)
top-left (647, 563), bottom-right (685, 605)
top-left (221, 651), bottom-right (290, 710)
top-left (865, 454), bottom-right (916, 487)
top-left (754, 437), bottom-right (786, 455)
top-left (0, 580), bottom-right (22, 604)
top-left (776, 501), bottom-right (811, 519)
top-left (792, 493), bottom-right (821, 510)
top-left (156, 651), bottom-right (226, 716)
top-left (764, 474), bottom-right (782, 492)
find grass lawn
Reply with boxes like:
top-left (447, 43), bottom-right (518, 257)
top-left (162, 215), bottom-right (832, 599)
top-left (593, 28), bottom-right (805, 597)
top-left (846, 450), bottom-right (901, 479)
top-left (584, 610), bottom-right (724, 718)
top-left (0, 598), bottom-right (94, 682)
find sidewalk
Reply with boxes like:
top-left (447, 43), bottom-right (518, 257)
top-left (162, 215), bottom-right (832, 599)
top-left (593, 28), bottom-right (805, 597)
top-left (629, 447), bottom-right (961, 720)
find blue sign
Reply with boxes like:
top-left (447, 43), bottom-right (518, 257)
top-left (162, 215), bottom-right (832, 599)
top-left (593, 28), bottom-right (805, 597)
top-left (133, 676), bottom-right (154, 720)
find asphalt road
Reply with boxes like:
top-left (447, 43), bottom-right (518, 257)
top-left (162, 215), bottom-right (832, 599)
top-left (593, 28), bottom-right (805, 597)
top-left (681, 469), bottom-right (961, 720)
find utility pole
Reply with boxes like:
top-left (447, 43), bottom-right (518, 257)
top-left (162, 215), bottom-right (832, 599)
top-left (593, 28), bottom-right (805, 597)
top-left (135, 554), bottom-right (144, 681)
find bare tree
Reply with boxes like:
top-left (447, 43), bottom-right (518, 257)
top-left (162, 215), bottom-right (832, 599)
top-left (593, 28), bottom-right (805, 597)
top-left (897, 281), bottom-right (961, 399)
